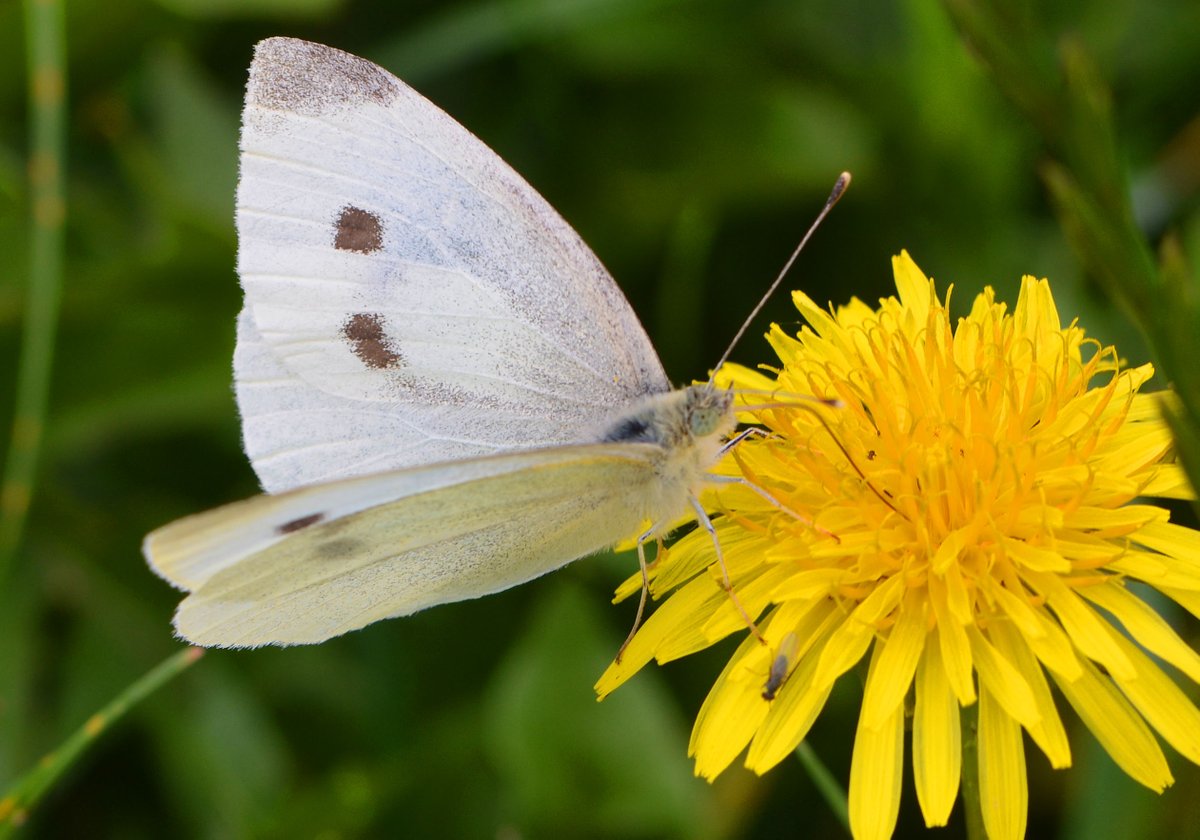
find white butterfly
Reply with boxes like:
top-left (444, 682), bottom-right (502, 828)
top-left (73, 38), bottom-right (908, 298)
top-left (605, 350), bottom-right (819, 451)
top-left (143, 37), bottom-right (744, 648)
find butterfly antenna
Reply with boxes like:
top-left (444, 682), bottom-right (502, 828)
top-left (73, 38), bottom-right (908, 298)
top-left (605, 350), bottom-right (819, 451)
top-left (708, 172), bottom-right (851, 384)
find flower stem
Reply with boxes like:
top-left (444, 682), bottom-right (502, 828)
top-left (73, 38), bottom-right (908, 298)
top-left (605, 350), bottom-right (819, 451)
top-left (0, 648), bottom-right (204, 835)
top-left (960, 703), bottom-right (985, 840)
top-left (795, 741), bottom-right (850, 834)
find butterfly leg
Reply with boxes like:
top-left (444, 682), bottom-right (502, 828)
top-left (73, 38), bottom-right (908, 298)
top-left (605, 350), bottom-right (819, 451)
top-left (615, 526), bottom-right (659, 663)
top-left (713, 427), bottom-right (808, 522)
top-left (705, 474), bottom-right (840, 542)
top-left (718, 426), bottom-right (769, 456)
top-left (715, 426), bottom-right (838, 538)
top-left (688, 496), bottom-right (766, 645)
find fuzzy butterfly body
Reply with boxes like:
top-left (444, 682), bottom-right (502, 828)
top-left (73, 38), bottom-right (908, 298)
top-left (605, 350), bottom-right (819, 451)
top-left (143, 37), bottom-right (737, 647)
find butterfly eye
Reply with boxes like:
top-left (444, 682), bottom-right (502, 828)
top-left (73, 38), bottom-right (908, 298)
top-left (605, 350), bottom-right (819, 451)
top-left (684, 387), bottom-right (733, 437)
top-left (689, 406), bottom-right (722, 436)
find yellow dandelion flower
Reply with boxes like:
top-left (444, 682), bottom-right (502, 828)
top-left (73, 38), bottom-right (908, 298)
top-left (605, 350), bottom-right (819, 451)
top-left (596, 251), bottom-right (1200, 840)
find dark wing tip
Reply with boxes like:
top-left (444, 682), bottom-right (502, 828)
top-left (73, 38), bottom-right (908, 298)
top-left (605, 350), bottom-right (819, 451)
top-left (247, 36), bottom-right (400, 116)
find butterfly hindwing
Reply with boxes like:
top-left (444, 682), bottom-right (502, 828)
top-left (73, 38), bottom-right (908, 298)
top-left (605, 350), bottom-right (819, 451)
top-left (146, 444), bottom-right (662, 646)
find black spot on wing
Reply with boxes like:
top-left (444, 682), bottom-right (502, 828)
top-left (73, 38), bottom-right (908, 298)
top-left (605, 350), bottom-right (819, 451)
top-left (342, 312), bottom-right (404, 370)
top-left (333, 205), bottom-right (384, 253)
top-left (277, 512), bottom-right (325, 535)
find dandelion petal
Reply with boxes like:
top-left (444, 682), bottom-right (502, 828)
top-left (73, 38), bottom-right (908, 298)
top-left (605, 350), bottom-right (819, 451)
top-left (913, 635), bottom-right (960, 826)
top-left (1052, 659), bottom-right (1173, 791)
top-left (1104, 629), bottom-right (1200, 764)
top-left (861, 597), bottom-right (927, 730)
top-left (979, 684), bottom-right (1028, 840)
top-left (1080, 582), bottom-right (1200, 683)
top-left (849, 646), bottom-right (904, 840)
top-left (967, 627), bottom-right (1040, 728)
top-left (689, 634), bottom-right (771, 779)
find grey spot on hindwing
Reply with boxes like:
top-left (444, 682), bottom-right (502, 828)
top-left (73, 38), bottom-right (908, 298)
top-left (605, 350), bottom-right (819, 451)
top-left (342, 313), bottom-right (404, 370)
top-left (248, 38), bottom-right (399, 117)
top-left (333, 206), bottom-right (384, 253)
top-left (316, 537), bottom-right (363, 560)
top-left (276, 512), bottom-right (325, 535)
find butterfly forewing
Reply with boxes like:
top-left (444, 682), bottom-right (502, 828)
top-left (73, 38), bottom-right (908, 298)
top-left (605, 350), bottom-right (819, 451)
top-left (236, 38), bottom-right (669, 490)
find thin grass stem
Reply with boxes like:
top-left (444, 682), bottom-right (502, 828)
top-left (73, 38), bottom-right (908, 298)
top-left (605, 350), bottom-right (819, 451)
top-left (0, 0), bottom-right (68, 579)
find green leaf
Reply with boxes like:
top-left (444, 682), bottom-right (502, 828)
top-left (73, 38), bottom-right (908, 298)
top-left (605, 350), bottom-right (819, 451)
top-left (482, 581), bottom-right (716, 838)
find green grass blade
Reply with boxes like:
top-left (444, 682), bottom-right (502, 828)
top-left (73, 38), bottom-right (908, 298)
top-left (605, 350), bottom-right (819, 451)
top-left (0, 0), bottom-right (67, 578)
top-left (0, 648), bottom-right (204, 834)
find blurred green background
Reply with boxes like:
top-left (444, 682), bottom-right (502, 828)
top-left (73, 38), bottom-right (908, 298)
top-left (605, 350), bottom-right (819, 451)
top-left (2, 0), bottom-right (1199, 837)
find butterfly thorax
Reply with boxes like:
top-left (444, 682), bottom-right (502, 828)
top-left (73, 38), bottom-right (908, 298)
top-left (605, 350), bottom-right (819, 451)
top-left (598, 385), bottom-right (734, 448)
top-left (596, 385), bottom-right (735, 526)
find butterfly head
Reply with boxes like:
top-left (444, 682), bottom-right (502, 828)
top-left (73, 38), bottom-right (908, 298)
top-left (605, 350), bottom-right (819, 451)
top-left (684, 385), bottom-right (735, 439)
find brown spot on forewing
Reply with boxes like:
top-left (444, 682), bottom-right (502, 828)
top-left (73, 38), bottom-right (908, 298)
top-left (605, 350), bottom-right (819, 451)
top-left (342, 312), bottom-right (404, 369)
top-left (276, 512), bottom-right (325, 535)
top-left (333, 206), bottom-right (384, 253)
